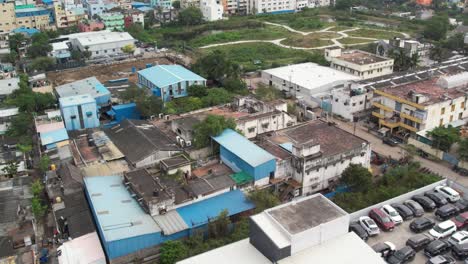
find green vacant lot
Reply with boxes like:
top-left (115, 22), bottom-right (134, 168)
top-left (347, 28), bottom-right (405, 39)
top-left (280, 33), bottom-right (337, 48)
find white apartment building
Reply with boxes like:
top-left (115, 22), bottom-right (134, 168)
top-left (325, 48), bottom-right (394, 80)
top-left (247, 0), bottom-right (296, 14)
top-left (200, 0), bottom-right (223, 21)
top-left (328, 85), bottom-right (373, 121)
top-left (296, 0), bottom-right (330, 9)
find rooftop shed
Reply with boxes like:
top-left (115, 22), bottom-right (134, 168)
top-left (55, 77), bottom-right (111, 106)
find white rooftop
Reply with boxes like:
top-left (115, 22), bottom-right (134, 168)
top-left (263, 63), bottom-right (358, 93)
top-left (57, 232), bottom-right (106, 264)
top-left (75, 31), bottom-right (134, 46)
top-left (52, 41), bottom-right (69, 51)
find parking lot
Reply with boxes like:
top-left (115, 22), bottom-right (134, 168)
top-left (366, 209), bottom-right (464, 264)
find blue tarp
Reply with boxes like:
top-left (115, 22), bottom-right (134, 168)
top-left (176, 190), bottom-right (254, 228)
top-left (12, 27), bottom-right (40, 36)
top-left (40, 128), bottom-right (69, 146)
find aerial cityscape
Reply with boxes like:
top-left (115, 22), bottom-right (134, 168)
top-left (0, 0), bottom-right (468, 263)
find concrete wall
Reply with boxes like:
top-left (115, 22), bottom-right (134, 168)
top-left (408, 137), bottom-right (444, 160)
top-left (348, 179), bottom-right (447, 221)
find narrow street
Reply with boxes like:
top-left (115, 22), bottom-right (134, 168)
top-left (331, 118), bottom-right (468, 187)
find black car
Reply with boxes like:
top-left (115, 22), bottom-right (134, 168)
top-left (426, 255), bottom-right (456, 264)
top-left (392, 203), bottom-right (414, 220)
top-left (349, 222), bottom-right (369, 241)
top-left (452, 242), bottom-right (468, 260)
top-left (425, 191), bottom-right (449, 207)
top-left (383, 137), bottom-right (399, 146)
top-left (454, 198), bottom-right (468, 213)
top-left (424, 240), bottom-right (452, 258)
top-left (435, 204), bottom-right (460, 221)
top-left (410, 217), bottom-right (435, 233)
top-left (406, 234), bottom-right (433, 251)
top-left (387, 246), bottom-right (416, 264)
top-left (372, 242), bottom-right (396, 258)
top-left (412, 195), bottom-right (437, 211)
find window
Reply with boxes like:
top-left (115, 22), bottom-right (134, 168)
top-left (459, 112), bottom-right (463, 120)
top-left (86, 111), bottom-right (93, 117)
top-left (359, 101), bottom-right (363, 105)
top-left (248, 127), bottom-right (255, 133)
top-left (452, 105), bottom-right (456, 112)
top-left (441, 107), bottom-right (445, 115)
top-left (352, 103), bottom-right (356, 106)
top-left (462, 102), bottom-right (466, 109)
top-left (450, 115), bottom-right (454, 122)
top-left (440, 119), bottom-right (443, 126)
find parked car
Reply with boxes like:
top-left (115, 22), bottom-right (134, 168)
top-left (359, 216), bottom-right (380, 236)
top-left (436, 204), bottom-right (460, 221)
top-left (392, 203), bottom-right (414, 220)
top-left (452, 212), bottom-right (468, 229)
top-left (381, 204), bottom-right (403, 225)
top-left (430, 220), bottom-right (457, 239)
top-left (349, 222), bottom-right (369, 241)
top-left (410, 217), bottom-right (435, 233)
top-left (406, 234), bottom-right (433, 251)
top-left (425, 240), bottom-right (452, 257)
top-left (369, 208), bottom-right (395, 231)
top-left (404, 200), bottom-right (425, 217)
top-left (386, 246), bottom-right (416, 264)
top-left (454, 198), bottom-right (468, 213)
top-left (425, 191), bottom-right (449, 207)
top-left (435, 186), bottom-right (461, 203)
top-left (452, 242), bottom-right (468, 260)
top-left (426, 255), bottom-right (456, 264)
top-left (383, 137), bottom-right (399, 146)
top-left (372, 241), bottom-right (396, 258)
top-left (412, 195), bottom-right (437, 211)
top-left (448, 231), bottom-right (468, 246)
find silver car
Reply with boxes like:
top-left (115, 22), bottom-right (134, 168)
top-left (359, 216), bottom-right (380, 236)
top-left (404, 199), bottom-right (425, 217)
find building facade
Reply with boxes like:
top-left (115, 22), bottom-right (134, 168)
top-left (15, 5), bottom-right (54, 31)
top-left (100, 12), bottom-right (124, 31)
top-left (67, 31), bottom-right (135, 58)
top-left (247, 0), bottom-right (296, 14)
top-left (200, 0), bottom-right (223, 21)
top-left (0, 2), bottom-right (16, 32)
top-left (59, 94), bottom-right (100, 131)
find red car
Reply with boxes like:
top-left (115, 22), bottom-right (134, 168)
top-left (452, 212), bottom-right (468, 229)
top-left (369, 208), bottom-right (395, 231)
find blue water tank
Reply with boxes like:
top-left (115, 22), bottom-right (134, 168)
top-left (131, 66), bottom-right (136, 73)
top-left (146, 63), bottom-right (152, 68)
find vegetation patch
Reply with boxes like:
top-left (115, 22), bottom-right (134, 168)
top-left (280, 33), bottom-right (336, 48)
top-left (347, 28), bottom-right (405, 39)
top-left (339, 37), bottom-right (374, 45)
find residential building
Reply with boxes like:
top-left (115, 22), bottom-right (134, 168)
top-left (0, 77), bottom-right (19, 102)
top-left (151, 0), bottom-right (173, 9)
top-left (54, 3), bottom-right (87, 29)
top-left (180, 0), bottom-right (200, 8)
top-left (0, 107), bottom-right (18, 135)
top-left (66, 31), bottom-right (135, 58)
top-left (323, 85), bottom-right (373, 121)
top-left (15, 5), bottom-right (54, 30)
top-left (57, 232), bottom-right (106, 264)
top-left (104, 119), bottom-right (180, 168)
top-left (34, 112), bottom-right (69, 150)
top-left (325, 48), bottom-right (394, 80)
top-left (259, 120), bottom-right (370, 196)
top-left (376, 38), bottom-right (432, 59)
top-left (371, 72), bottom-right (468, 134)
top-left (212, 129), bottom-right (277, 186)
top-left (55, 77), bottom-right (111, 107)
top-left (83, 0), bottom-right (113, 17)
top-left (200, 0), bottom-right (223, 21)
top-left (77, 20), bottom-right (105, 32)
top-left (59, 94), bottom-right (100, 131)
top-left (220, 0), bottom-right (247, 14)
top-left (137, 65), bottom-right (206, 102)
top-left (124, 10), bottom-right (144, 28)
top-left (29, 73), bottom-right (53, 94)
top-left (261, 63), bottom-right (359, 108)
top-left (247, 0), bottom-right (296, 14)
top-left (0, 2), bottom-right (16, 32)
top-left (100, 12), bottom-right (124, 31)
top-left (50, 41), bottom-right (71, 63)
top-left (84, 175), bottom-right (254, 263)
top-left (178, 194), bottom-right (386, 264)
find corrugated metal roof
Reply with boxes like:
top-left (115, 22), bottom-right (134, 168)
top-left (230, 171), bottom-right (253, 185)
top-left (40, 128), bottom-right (69, 146)
top-left (59, 94), bottom-right (96, 107)
top-left (212, 129), bottom-right (276, 167)
top-left (176, 190), bottom-right (254, 228)
top-left (84, 176), bottom-right (161, 242)
top-left (138, 65), bottom-right (205, 88)
top-left (153, 210), bottom-right (188, 235)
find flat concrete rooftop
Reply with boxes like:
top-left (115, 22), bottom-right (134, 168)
top-left (268, 195), bottom-right (346, 234)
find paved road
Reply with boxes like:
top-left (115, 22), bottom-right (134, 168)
top-left (331, 118), bottom-right (468, 187)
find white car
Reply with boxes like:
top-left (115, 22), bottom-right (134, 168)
top-left (435, 186), bottom-right (461, 202)
top-left (448, 231), bottom-right (468, 246)
top-left (429, 220), bottom-right (457, 239)
top-left (381, 204), bottom-right (403, 225)
top-left (359, 216), bottom-right (380, 236)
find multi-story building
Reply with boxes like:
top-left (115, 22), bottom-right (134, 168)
top-left (65, 31), bottom-right (135, 58)
top-left (83, 0), bottom-right (114, 17)
top-left (124, 10), bottom-right (144, 28)
top-left (50, 41), bottom-right (71, 62)
top-left (59, 94), bottom-right (100, 131)
top-left (327, 85), bottom-right (373, 121)
top-left (372, 72), bottom-right (468, 134)
top-left (15, 5), bottom-right (54, 31)
top-left (247, 0), bottom-right (296, 14)
top-left (100, 12), bottom-right (124, 31)
top-left (376, 38), bottom-right (432, 60)
top-left (180, 0), bottom-right (200, 8)
top-left (137, 65), bottom-right (206, 103)
top-left (151, 0), bottom-right (173, 9)
top-left (53, 3), bottom-right (87, 29)
top-left (325, 48), bottom-right (394, 80)
top-left (200, 0), bottom-right (223, 21)
top-left (77, 20), bottom-right (104, 31)
top-left (0, 1), bottom-right (16, 32)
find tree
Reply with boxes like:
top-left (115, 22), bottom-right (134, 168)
top-left (340, 164), bottom-right (373, 192)
top-left (6, 113), bottom-right (32, 139)
top-left (39, 155), bottom-right (51, 174)
top-left (31, 179), bottom-right (44, 197)
top-left (223, 77), bottom-right (247, 94)
top-left (159, 241), bottom-right (188, 264)
top-left (193, 115), bottom-right (236, 148)
top-left (201, 88), bottom-right (233, 107)
top-left (208, 209), bottom-right (231, 239)
top-left (423, 16), bottom-right (449, 41)
top-left (27, 32), bottom-right (52, 58)
top-left (6, 50), bottom-right (18, 64)
top-left (30, 57), bottom-right (56, 71)
top-left (443, 33), bottom-right (467, 53)
top-left (192, 50), bottom-right (241, 83)
top-left (255, 83), bottom-right (283, 101)
top-left (178, 7), bottom-right (203, 26)
top-left (9, 33), bottom-right (26, 53)
top-left (459, 138), bottom-right (468, 161)
top-left (121, 44), bottom-right (135, 54)
top-left (426, 125), bottom-right (459, 152)
top-left (248, 189), bottom-right (280, 213)
top-left (31, 197), bottom-right (47, 218)
top-left (334, 0), bottom-right (354, 10)
top-left (172, 0), bottom-right (181, 8)
top-left (187, 85), bottom-right (208, 98)
top-left (136, 95), bottom-right (163, 117)
top-left (2, 161), bottom-right (18, 178)
top-left (71, 49), bottom-right (82, 61)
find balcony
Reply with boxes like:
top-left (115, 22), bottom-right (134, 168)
top-left (400, 112), bottom-right (423, 124)
top-left (372, 111), bottom-right (384, 119)
top-left (372, 102), bottom-right (393, 112)
top-left (379, 118), bottom-right (399, 129)
top-left (399, 122), bottom-right (418, 132)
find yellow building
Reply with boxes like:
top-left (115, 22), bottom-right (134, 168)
top-left (54, 3), bottom-right (87, 28)
top-left (0, 2), bottom-right (16, 33)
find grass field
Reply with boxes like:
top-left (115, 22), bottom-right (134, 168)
top-left (347, 28), bottom-right (405, 39)
top-left (200, 43), bottom-right (317, 71)
top-left (339, 37), bottom-right (375, 45)
top-left (280, 33), bottom-right (337, 48)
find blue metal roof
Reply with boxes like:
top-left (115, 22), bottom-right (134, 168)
top-left (12, 27), bottom-right (39, 36)
top-left (40, 128), bottom-right (69, 146)
top-left (84, 176), bottom-right (161, 242)
top-left (59, 94), bottom-right (96, 108)
top-left (212, 129), bottom-right (276, 167)
top-left (176, 190), bottom-right (254, 228)
top-left (138, 65), bottom-right (205, 88)
top-left (136, 6), bottom-right (154, 12)
top-left (279, 142), bottom-right (293, 153)
top-left (112, 102), bottom-right (136, 110)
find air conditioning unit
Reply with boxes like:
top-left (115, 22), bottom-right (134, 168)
top-left (164, 115), bottom-right (170, 120)
top-left (158, 113), bottom-right (164, 118)
top-left (185, 141), bottom-right (192, 147)
top-left (180, 139), bottom-right (185, 147)
top-left (293, 189), bottom-right (300, 197)
top-left (176, 136), bottom-right (181, 143)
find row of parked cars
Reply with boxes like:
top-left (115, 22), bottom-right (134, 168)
top-left (348, 186), bottom-right (468, 264)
